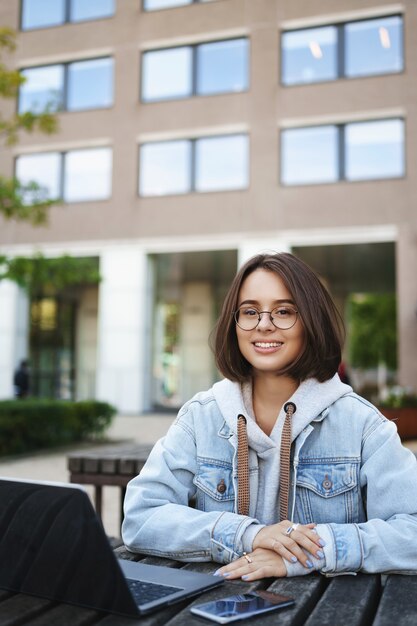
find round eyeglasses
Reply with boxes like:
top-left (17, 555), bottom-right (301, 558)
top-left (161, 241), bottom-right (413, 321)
top-left (234, 305), bottom-right (299, 331)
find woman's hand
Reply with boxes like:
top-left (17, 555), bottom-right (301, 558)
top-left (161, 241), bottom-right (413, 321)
top-left (252, 521), bottom-right (325, 568)
top-left (214, 548), bottom-right (287, 581)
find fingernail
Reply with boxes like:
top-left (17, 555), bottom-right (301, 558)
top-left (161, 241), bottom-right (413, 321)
top-left (213, 569), bottom-right (221, 576)
top-left (291, 556), bottom-right (298, 563)
top-left (306, 560), bottom-right (314, 568)
top-left (316, 550), bottom-right (324, 559)
top-left (241, 575), bottom-right (249, 580)
top-left (222, 572), bottom-right (230, 578)
top-left (318, 539), bottom-right (326, 547)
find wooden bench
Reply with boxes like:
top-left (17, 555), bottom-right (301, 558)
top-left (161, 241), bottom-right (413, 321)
top-left (67, 443), bottom-right (153, 526)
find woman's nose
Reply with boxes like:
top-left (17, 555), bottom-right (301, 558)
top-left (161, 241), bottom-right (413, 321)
top-left (257, 311), bottom-right (274, 330)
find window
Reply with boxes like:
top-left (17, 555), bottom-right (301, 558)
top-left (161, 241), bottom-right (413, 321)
top-left (141, 38), bottom-right (248, 101)
top-left (281, 126), bottom-right (338, 185)
top-left (139, 134), bottom-right (248, 196)
top-left (281, 119), bottom-right (404, 185)
top-left (19, 58), bottom-right (113, 113)
top-left (345, 119), bottom-right (404, 181)
top-left (21, 0), bottom-right (114, 30)
top-left (143, 0), bottom-right (213, 11)
top-left (15, 147), bottom-right (112, 203)
top-left (281, 15), bottom-right (403, 85)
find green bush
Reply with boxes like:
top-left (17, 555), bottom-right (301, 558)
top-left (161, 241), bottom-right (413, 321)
top-left (0, 399), bottom-right (116, 456)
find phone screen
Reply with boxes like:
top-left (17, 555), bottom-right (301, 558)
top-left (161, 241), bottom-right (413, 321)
top-left (190, 590), bottom-right (295, 624)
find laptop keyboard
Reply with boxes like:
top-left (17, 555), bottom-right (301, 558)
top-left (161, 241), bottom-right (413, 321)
top-left (127, 578), bottom-right (182, 605)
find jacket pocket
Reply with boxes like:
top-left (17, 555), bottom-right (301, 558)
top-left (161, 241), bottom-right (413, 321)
top-left (194, 459), bottom-right (235, 513)
top-left (294, 460), bottom-right (360, 524)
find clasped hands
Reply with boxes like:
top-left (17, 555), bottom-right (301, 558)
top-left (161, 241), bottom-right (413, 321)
top-left (214, 520), bottom-right (325, 581)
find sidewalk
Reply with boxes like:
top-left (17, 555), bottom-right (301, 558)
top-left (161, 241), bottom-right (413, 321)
top-left (0, 413), bottom-right (175, 538)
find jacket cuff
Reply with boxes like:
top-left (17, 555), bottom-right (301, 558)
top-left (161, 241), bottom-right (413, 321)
top-left (210, 512), bottom-right (260, 563)
top-left (241, 523), bottom-right (265, 553)
top-left (317, 523), bottom-right (362, 574)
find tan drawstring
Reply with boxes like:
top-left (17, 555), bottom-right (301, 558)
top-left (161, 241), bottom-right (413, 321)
top-left (236, 402), bottom-right (296, 521)
top-left (279, 402), bottom-right (296, 521)
top-left (237, 415), bottom-right (250, 516)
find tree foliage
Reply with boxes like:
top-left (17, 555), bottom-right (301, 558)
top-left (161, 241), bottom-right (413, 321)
top-left (0, 27), bottom-right (59, 225)
top-left (348, 293), bottom-right (397, 370)
top-left (0, 254), bottom-right (100, 295)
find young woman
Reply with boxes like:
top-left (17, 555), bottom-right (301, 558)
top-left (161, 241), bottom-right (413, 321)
top-left (122, 252), bottom-right (417, 579)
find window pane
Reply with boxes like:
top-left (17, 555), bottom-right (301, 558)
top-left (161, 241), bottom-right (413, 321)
top-left (142, 47), bottom-right (192, 101)
top-left (67, 58), bottom-right (113, 110)
top-left (282, 26), bottom-right (337, 85)
top-left (345, 119), bottom-right (404, 180)
top-left (70, 0), bottom-right (115, 21)
top-left (143, 0), bottom-right (192, 10)
top-left (21, 0), bottom-right (65, 29)
top-left (139, 141), bottom-right (191, 196)
top-left (64, 148), bottom-right (112, 202)
top-left (281, 126), bottom-right (338, 185)
top-left (15, 153), bottom-right (61, 203)
top-left (19, 65), bottom-right (64, 114)
top-left (345, 16), bottom-right (403, 77)
top-left (196, 39), bottom-right (249, 95)
top-left (195, 135), bottom-right (248, 192)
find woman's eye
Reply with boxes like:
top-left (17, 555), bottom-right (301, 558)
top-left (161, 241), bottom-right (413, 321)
top-left (274, 307), bottom-right (292, 317)
top-left (242, 308), bottom-right (258, 317)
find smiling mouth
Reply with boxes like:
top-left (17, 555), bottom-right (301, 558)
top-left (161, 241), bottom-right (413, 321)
top-left (254, 342), bottom-right (283, 348)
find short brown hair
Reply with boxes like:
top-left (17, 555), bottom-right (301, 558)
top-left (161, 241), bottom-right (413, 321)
top-left (211, 252), bottom-right (344, 383)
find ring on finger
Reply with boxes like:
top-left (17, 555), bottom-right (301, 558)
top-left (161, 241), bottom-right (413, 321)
top-left (285, 523), bottom-right (299, 536)
top-left (242, 552), bottom-right (253, 564)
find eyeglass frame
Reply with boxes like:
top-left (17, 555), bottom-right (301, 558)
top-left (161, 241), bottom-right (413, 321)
top-left (233, 305), bottom-right (299, 331)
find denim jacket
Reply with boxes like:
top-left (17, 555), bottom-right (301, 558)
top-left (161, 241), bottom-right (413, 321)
top-left (122, 376), bottom-right (417, 575)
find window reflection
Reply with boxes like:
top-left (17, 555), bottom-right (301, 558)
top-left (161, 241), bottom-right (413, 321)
top-left (142, 48), bottom-right (192, 101)
top-left (345, 16), bottom-right (403, 77)
top-left (15, 152), bottom-right (62, 203)
top-left (19, 58), bottom-right (113, 113)
top-left (139, 134), bottom-right (248, 196)
top-left (345, 119), bottom-right (404, 180)
top-left (281, 15), bottom-right (403, 85)
top-left (282, 26), bottom-right (337, 85)
top-left (21, 0), bottom-right (65, 30)
top-left (21, 0), bottom-right (114, 29)
top-left (281, 126), bottom-right (338, 185)
top-left (19, 65), bottom-right (64, 114)
top-left (143, 0), bottom-right (192, 10)
top-left (195, 135), bottom-right (248, 191)
top-left (141, 38), bottom-right (248, 101)
top-left (139, 141), bottom-right (191, 196)
top-left (196, 38), bottom-right (248, 95)
top-left (64, 148), bottom-right (112, 202)
top-left (70, 0), bottom-right (114, 22)
top-left (67, 58), bottom-right (113, 110)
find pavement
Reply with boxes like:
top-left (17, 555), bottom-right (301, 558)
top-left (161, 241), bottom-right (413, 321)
top-left (0, 412), bottom-right (416, 539)
top-left (0, 413), bottom-right (176, 538)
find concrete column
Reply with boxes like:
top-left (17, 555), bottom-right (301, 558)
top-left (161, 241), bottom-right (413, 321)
top-left (0, 281), bottom-right (29, 399)
top-left (238, 238), bottom-right (291, 267)
top-left (396, 227), bottom-right (417, 392)
top-left (96, 247), bottom-right (150, 414)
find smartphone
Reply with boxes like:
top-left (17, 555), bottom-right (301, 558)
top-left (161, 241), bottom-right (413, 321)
top-left (189, 590), bottom-right (295, 624)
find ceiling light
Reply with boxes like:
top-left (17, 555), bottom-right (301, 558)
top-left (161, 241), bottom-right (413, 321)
top-left (309, 41), bottom-right (323, 59)
top-left (379, 27), bottom-right (391, 49)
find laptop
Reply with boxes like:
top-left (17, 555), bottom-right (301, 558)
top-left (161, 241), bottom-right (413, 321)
top-left (0, 478), bottom-right (223, 618)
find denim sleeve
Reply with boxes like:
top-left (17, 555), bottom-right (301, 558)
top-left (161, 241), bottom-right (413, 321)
top-left (317, 418), bottom-right (417, 574)
top-left (122, 416), bottom-right (258, 564)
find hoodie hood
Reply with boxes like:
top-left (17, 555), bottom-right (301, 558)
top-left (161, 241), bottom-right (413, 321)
top-left (212, 374), bottom-right (353, 445)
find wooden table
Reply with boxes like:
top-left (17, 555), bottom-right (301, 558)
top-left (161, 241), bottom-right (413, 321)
top-left (1, 545), bottom-right (416, 625)
top-left (67, 443), bottom-right (153, 526)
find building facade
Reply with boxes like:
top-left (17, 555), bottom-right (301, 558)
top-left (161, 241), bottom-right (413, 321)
top-left (0, 0), bottom-right (416, 413)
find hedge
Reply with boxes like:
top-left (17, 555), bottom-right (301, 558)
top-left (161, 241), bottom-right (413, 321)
top-left (0, 399), bottom-right (116, 456)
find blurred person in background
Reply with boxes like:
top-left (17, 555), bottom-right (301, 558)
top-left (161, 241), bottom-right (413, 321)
top-left (14, 359), bottom-right (30, 399)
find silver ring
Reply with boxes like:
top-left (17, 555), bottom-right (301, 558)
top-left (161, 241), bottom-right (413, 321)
top-left (285, 523), bottom-right (299, 536)
top-left (243, 552), bottom-right (253, 564)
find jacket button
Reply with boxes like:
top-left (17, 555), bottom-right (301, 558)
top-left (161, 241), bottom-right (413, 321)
top-left (322, 475), bottom-right (332, 490)
top-left (217, 479), bottom-right (226, 494)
